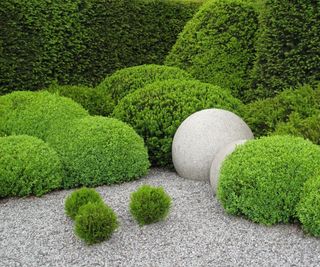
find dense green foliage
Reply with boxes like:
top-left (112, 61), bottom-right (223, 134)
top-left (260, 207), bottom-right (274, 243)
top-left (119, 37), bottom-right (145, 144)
top-left (297, 176), bottom-right (320, 237)
top-left (75, 202), bottom-right (119, 244)
top-left (242, 85), bottom-right (320, 137)
top-left (46, 85), bottom-right (114, 116)
top-left (0, 135), bottom-right (63, 198)
top-left (0, 0), bottom-right (202, 94)
top-left (165, 0), bottom-right (259, 101)
top-left (129, 185), bottom-right (171, 226)
top-left (47, 116), bottom-right (150, 188)
top-left (251, 0), bottom-right (320, 99)
top-left (217, 135), bottom-right (320, 225)
top-left (97, 64), bottom-right (193, 104)
top-left (0, 91), bottom-right (88, 141)
top-left (113, 79), bottom-right (242, 167)
top-left (65, 188), bottom-right (103, 220)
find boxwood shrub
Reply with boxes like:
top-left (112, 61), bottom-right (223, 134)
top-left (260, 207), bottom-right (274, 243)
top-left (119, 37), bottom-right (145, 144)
top-left (165, 0), bottom-right (259, 101)
top-left (0, 91), bottom-right (88, 141)
top-left (96, 64), bottom-right (193, 104)
top-left (47, 116), bottom-right (150, 188)
top-left (0, 135), bottom-right (63, 198)
top-left (46, 85), bottom-right (115, 116)
top-left (112, 79), bottom-right (243, 167)
top-left (217, 135), bottom-right (320, 225)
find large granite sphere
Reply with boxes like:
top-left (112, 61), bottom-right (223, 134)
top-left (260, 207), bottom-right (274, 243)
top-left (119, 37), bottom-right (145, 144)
top-left (210, 139), bottom-right (248, 195)
top-left (172, 109), bottom-right (253, 181)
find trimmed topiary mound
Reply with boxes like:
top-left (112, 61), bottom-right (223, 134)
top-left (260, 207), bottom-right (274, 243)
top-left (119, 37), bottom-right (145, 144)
top-left (96, 64), bottom-right (193, 104)
top-left (217, 135), bottom-right (320, 225)
top-left (75, 202), bottom-right (119, 245)
top-left (297, 176), bottom-right (320, 237)
top-left (113, 79), bottom-right (243, 167)
top-left (129, 185), bottom-right (171, 226)
top-left (65, 187), bottom-right (103, 220)
top-left (0, 135), bottom-right (63, 197)
top-left (46, 85), bottom-right (115, 116)
top-left (47, 116), bottom-right (150, 188)
top-left (0, 91), bottom-right (88, 140)
top-left (165, 0), bottom-right (259, 101)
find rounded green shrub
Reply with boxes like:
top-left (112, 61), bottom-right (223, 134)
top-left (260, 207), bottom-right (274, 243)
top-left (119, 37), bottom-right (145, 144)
top-left (65, 187), bottom-right (103, 220)
top-left (113, 79), bottom-right (242, 167)
top-left (46, 85), bottom-right (115, 116)
top-left (129, 185), bottom-right (171, 226)
top-left (0, 135), bottom-right (63, 197)
top-left (75, 202), bottom-right (119, 244)
top-left (96, 64), bottom-right (193, 104)
top-left (47, 116), bottom-right (150, 188)
top-left (0, 91), bottom-right (88, 141)
top-left (217, 135), bottom-right (320, 225)
top-left (297, 176), bottom-right (320, 237)
top-left (165, 0), bottom-right (259, 101)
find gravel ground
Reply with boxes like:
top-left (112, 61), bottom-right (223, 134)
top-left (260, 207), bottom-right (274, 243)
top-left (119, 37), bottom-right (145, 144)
top-left (1, 168), bottom-right (320, 267)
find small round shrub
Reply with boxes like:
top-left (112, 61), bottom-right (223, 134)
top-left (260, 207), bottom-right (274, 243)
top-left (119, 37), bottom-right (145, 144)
top-left (0, 91), bottom-right (88, 141)
top-left (65, 187), bottom-right (103, 220)
top-left (46, 84), bottom-right (115, 116)
top-left (96, 64), bottom-right (193, 104)
top-left (297, 176), bottom-right (320, 236)
top-left (113, 79), bottom-right (243, 167)
top-left (217, 135), bottom-right (320, 225)
top-left (0, 135), bottom-right (63, 197)
top-left (75, 202), bottom-right (119, 245)
top-left (47, 116), bottom-right (150, 188)
top-left (129, 185), bottom-right (172, 226)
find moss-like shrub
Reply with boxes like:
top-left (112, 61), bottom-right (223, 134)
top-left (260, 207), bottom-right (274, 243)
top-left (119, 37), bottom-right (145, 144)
top-left (75, 202), bottom-right (119, 244)
top-left (165, 0), bottom-right (259, 101)
top-left (251, 0), bottom-right (320, 99)
top-left (65, 188), bottom-right (103, 220)
top-left (97, 64), bottom-right (193, 104)
top-left (297, 176), bottom-right (320, 237)
top-left (47, 116), bottom-right (150, 188)
top-left (0, 91), bottom-right (88, 141)
top-left (130, 185), bottom-right (171, 226)
top-left (0, 135), bottom-right (63, 198)
top-left (217, 135), bottom-right (320, 225)
top-left (242, 84), bottom-right (320, 137)
top-left (113, 79), bottom-right (242, 166)
top-left (274, 113), bottom-right (320, 145)
top-left (46, 85), bottom-right (114, 116)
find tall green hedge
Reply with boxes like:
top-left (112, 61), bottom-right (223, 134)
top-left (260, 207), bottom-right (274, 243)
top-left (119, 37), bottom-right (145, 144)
top-left (251, 0), bottom-right (320, 99)
top-left (0, 0), bottom-right (202, 94)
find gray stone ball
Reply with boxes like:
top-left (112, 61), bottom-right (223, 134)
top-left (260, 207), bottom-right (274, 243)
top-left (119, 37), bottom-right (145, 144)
top-left (172, 109), bottom-right (253, 181)
top-left (210, 139), bottom-right (248, 195)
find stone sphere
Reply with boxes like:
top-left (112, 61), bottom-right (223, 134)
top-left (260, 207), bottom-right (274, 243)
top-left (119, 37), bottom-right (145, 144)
top-left (172, 109), bottom-right (253, 181)
top-left (210, 139), bottom-right (248, 195)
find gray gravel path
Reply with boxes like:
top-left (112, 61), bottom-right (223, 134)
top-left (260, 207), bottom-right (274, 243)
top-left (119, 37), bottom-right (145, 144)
top-left (1, 168), bottom-right (320, 267)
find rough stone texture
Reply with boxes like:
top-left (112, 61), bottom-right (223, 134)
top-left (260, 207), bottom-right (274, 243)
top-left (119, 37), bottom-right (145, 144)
top-left (210, 139), bottom-right (248, 195)
top-left (1, 169), bottom-right (320, 267)
top-left (172, 109), bottom-right (253, 181)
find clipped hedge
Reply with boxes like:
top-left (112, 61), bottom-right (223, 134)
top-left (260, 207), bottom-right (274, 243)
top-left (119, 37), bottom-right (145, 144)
top-left (217, 135), bottom-right (320, 225)
top-left (242, 84), bottom-right (320, 137)
top-left (251, 0), bottom-right (320, 99)
top-left (0, 0), bottom-right (202, 94)
top-left (0, 91), bottom-right (88, 141)
top-left (0, 135), bottom-right (63, 198)
top-left (46, 85), bottom-right (114, 116)
top-left (97, 64), bottom-right (193, 104)
top-left (113, 79), bottom-right (243, 167)
top-left (47, 116), bottom-right (150, 188)
top-left (165, 0), bottom-right (259, 101)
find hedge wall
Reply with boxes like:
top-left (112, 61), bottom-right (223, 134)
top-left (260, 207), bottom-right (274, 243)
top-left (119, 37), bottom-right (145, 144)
top-left (0, 0), bottom-right (202, 94)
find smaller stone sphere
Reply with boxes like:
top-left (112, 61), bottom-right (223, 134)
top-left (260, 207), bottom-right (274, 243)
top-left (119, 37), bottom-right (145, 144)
top-left (172, 109), bottom-right (253, 181)
top-left (210, 139), bottom-right (248, 195)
